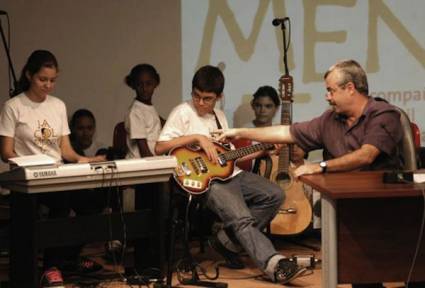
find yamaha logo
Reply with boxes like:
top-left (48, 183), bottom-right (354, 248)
top-left (33, 170), bottom-right (57, 178)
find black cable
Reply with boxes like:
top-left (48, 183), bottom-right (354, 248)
top-left (393, 176), bottom-right (425, 287)
top-left (406, 185), bottom-right (425, 287)
top-left (4, 14), bottom-right (11, 94)
top-left (101, 165), bottom-right (129, 285)
top-left (284, 18), bottom-right (291, 54)
top-left (0, 13), bottom-right (18, 96)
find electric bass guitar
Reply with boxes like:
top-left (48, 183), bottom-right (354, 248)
top-left (267, 75), bottom-right (313, 235)
top-left (170, 142), bottom-right (274, 195)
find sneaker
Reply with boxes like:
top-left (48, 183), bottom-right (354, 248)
top-left (62, 257), bottom-right (103, 274)
top-left (274, 258), bottom-right (307, 284)
top-left (208, 237), bottom-right (245, 269)
top-left (76, 257), bottom-right (103, 273)
top-left (40, 267), bottom-right (65, 288)
top-left (104, 240), bottom-right (123, 263)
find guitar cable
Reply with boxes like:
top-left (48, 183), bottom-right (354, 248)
top-left (102, 166), bottom-right (132, 286)
top-left (176, 194), bottom-right (224, 284)
top-left (405, 184), bottom-right (425, 288)
top-left (106, 166), bottom-right (165, 288)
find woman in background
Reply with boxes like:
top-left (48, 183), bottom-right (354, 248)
top-left (245, 85), bottom-right (280, 128)
top-left (0, 50), bottom-right (104, 288)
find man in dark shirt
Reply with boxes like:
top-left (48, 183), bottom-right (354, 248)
top-left (218, 59), bottom-right (402, 179)
top-left (217, 59), bottom-right (423, 288)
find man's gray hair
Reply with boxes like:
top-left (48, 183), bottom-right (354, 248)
top-left (324, 59), bottom-right (369, 96)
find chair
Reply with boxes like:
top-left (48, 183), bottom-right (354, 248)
top-left (112, 122), bottom-right (128, 160)
top-left (231, 138), bottom-right (273, 179)
top-left (231, 138), bottom-right (254, 171)
top-left (373, 97), bottom-right (419, 170)
top-left (411, 122), bottom-right (421, 149)
top-left (396, 107), bottom-right (418, 171)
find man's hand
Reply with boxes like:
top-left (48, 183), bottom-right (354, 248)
top-left (293, 162), bottom-right (322, 178)
top-left (212, 128), bottom-right (242, 142)
top-left (291, 145), bottom-right (306, 166)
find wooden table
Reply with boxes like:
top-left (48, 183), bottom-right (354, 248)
top-left (300, 171), bottom-right (425, 287)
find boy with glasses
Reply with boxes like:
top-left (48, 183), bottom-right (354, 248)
top-left (155, 65), bottom-right (306, 285)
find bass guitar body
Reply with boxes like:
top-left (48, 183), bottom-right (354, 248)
top-left (171, 144), bottom-right (234, 195)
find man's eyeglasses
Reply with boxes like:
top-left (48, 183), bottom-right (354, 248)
top-left (326, 84), bottom-right (347, 95)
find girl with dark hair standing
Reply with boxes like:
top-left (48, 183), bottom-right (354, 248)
top-left (0, 50), bottom-right (104, 288)
top-left (123, 64), bottom-right (165, 272)
top-left (124, 63), bottom-right (163, 158)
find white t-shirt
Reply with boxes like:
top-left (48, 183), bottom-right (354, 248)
top-left (0, 93), bottom-right (70, 161)
top-left (125, 99), bottom-right (161, 158)
top-left (83, 140), bottom-right (106, 157)
top-left (158, 100), bottom-right (241, 176)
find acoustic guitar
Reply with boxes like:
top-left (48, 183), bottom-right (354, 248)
top-left (267, 75), bottom-right (313, 235)
top-left (170, 142), bottom-right (274, 195)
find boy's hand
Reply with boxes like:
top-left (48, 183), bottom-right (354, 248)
top-left (267, 144), bottom-right (283, 156)
top-left (198, 135), bottom-right (219, 165)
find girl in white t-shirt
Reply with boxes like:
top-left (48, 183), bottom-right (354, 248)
top-left (123, 64), bottom-right (164, 261)
top-left (0, 50), bottom-right (104, 288)
top-left (124, 64), bottom-right (163, 159)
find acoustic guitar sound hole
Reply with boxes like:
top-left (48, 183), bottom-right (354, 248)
top-left (275, 172), bottom-right (291, 190)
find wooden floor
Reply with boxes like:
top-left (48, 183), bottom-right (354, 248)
top-left (0, 234), bottom-right (406, 287)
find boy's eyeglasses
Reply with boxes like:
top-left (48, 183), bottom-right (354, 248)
top-left (192, 93), bottom-right (216, 104)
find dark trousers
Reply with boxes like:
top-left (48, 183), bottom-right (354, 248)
top-left (38, 191), bottom-right (75, 269)
top-left (38, 188), bottom-right (108, 270)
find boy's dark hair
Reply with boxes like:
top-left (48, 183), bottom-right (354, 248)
top-left (252, 85), bottom-right (280, 106)
top-left (192, 65), bottom-right (224, 95)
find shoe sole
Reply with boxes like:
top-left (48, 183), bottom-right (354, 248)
top-left (279, 267), bottom-right (309, 284)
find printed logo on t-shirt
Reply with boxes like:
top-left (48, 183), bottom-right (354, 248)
top-left (34, 120), bottom-right (58, 152)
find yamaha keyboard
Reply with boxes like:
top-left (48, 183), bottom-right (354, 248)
top-left (0, 156), bottom-right (177, 193)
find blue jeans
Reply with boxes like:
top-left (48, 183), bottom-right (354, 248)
top-left (205, 171), bottom-right (284, 270)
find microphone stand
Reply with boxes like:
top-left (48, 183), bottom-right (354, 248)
top-left (273, 18), bottom-right (321, 252)
top-left (276, 18), bottom-right (290, 76)
top-left (0, 16), bottom-right (19, 97)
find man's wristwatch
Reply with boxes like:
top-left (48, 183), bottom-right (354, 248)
top-left (319, 161), bottom-right (328, 173)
